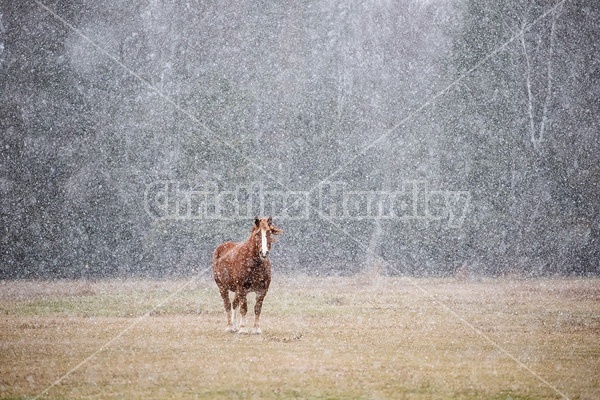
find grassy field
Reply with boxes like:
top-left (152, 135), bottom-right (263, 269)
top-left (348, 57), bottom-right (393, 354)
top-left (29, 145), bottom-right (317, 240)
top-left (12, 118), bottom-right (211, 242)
top-left (0, 275), bottom-right (598, 399)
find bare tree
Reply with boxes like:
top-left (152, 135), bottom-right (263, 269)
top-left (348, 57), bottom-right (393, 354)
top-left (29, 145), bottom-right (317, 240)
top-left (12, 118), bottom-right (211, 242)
top-left (516, 3), bottom-right (562, 150)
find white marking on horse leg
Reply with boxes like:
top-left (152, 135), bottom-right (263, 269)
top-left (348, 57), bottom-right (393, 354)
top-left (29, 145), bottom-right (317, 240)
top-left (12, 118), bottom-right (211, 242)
top-left (226, 307), bottom-right (236, 333)
top-left (252, 315), bottom-right (262, 335)
top-left (239, 314), bottom-right (248, 334)
top-left (231, 304), bottom-right (238, 331)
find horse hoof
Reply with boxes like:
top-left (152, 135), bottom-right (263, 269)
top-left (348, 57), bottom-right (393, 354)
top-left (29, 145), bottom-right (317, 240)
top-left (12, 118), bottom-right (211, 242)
top-left (238, 327), bottom-right (249, 334)
top-left (251, 327), bottom-right (262, 335)
top-left (226, 326), bottom-right (238, 333)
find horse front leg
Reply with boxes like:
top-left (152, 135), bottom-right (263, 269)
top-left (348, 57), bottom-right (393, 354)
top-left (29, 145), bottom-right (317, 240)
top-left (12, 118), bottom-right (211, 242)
top-left (252, 289), bottom-right (268, 335)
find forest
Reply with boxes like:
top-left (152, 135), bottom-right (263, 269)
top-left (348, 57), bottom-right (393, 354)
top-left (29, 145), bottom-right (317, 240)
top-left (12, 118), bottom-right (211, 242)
top-left (1, 0), bottom-right (598, 278)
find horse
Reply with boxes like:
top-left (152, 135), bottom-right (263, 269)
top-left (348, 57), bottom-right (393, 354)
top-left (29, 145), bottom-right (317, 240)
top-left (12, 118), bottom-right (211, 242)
top-left (212, 216), bottom-right (283, 334)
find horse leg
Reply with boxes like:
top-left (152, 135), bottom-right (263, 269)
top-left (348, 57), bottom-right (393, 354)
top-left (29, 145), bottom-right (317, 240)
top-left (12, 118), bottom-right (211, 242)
top-left (252, 289), bottom-right (268, 334)
top-left (231, 291), bottom-right (241, 332)
top-left (219, 288), bottom-right (236, 332)
top-left (237, 289), bottom-right (249, 334)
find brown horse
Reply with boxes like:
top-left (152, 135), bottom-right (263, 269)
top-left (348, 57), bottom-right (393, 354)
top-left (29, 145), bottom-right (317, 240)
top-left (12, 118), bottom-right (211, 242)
top-left (213, 216), bottom-right (283, 334)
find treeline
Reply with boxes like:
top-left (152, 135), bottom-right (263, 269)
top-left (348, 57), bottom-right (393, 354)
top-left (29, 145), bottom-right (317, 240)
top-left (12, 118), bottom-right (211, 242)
top-left (1, 0), bottom-right (598, 278)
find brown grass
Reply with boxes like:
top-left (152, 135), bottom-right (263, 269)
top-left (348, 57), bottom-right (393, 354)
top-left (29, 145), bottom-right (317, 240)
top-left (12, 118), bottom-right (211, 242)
top-left (0, 276), bottom-right (599, 399)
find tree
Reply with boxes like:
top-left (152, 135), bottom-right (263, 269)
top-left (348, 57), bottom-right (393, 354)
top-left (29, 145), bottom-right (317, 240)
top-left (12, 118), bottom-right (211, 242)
top-left (447, 0), bottom-right (600, 274)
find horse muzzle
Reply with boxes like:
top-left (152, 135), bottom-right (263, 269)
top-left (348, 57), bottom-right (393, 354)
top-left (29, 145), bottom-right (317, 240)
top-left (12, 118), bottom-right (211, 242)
top-left (259, 250), bottom-right (270, 259)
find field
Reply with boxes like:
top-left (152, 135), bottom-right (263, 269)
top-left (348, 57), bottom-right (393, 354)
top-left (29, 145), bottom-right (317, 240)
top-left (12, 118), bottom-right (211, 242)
top-left (1, 275), bottom-right (599, 399)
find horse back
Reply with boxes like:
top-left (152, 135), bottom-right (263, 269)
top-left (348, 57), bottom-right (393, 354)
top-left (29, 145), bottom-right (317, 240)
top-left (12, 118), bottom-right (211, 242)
top-left (213, 241), bottom-right (237, 262)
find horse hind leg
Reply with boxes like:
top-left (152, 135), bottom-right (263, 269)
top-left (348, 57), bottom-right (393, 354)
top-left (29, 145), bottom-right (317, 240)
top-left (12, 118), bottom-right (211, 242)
top-left (235, 290), bottom-right (249, 334)
top-left (219, 288), bottom-right (237, 333)
top-left (231, 292), bottom-right (241, 332)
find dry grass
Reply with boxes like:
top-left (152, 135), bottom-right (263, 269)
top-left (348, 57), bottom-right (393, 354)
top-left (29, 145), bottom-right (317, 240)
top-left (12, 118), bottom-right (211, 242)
top-left (0, 276), bottom-right (599, 399)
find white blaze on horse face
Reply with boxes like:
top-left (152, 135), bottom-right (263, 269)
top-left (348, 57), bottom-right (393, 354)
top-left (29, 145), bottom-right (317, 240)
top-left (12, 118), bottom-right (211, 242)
top-left (260, 228), bottom-right (268, 258)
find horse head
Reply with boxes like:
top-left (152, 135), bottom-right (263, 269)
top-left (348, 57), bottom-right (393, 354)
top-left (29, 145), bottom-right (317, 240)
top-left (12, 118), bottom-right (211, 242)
top-left (253, 216), bottom-right (283, 260)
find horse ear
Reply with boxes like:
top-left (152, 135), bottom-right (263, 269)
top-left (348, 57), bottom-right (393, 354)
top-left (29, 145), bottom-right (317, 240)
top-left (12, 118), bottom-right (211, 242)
top-left (254, 217), bottom-right (260, 226)
top-left (267, 216), bottom-right (273, 225)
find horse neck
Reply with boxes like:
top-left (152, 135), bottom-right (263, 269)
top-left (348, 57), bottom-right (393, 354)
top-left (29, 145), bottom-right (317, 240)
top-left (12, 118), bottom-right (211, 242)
top-left (243, 231), bottom-right (261, 260)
